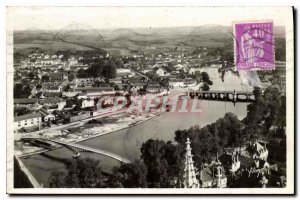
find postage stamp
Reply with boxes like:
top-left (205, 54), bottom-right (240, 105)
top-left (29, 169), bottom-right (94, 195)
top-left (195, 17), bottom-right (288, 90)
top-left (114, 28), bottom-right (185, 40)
top-left (234, 21), bottom-right (275, 71)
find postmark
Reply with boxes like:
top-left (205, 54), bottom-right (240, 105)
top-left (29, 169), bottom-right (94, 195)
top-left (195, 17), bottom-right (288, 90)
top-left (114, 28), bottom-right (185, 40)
top-left (234, 21), bottom-right (275, 71)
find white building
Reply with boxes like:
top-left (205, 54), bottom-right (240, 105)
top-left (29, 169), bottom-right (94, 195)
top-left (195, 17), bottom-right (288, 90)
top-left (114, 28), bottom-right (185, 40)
top-left (68, 57), bottom-right (79, 66)
top-left (14, 113), bottom-right (42, 130)
top-left (189, 67), bottom-right (202, 75)
top-left (81, 99), bottom-right (95, 108)
top-left (156, 68), bottom-right (167, 76)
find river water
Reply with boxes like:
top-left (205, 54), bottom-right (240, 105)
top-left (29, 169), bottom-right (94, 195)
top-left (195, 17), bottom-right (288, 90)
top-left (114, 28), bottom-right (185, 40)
top-left (20, 67), bottom-right (255, 187)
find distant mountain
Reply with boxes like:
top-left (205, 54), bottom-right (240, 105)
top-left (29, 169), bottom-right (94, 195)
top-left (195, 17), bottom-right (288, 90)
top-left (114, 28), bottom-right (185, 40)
top-left (14, 25), bottom-right (286, 50)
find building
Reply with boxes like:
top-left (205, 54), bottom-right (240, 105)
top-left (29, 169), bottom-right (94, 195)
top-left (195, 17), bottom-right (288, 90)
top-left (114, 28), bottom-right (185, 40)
top-left (68, 57), bottom-right (79, 66)
top-left (14, 98), bottom-right (38, 107)
top-left (156, 68), bottom-right (167, 76)
top-left (14, 113), bottom-right (42, 130)
top-left (189, 67), bottom-right (202, 75)
top-left (169, 79), bottom-right (185, 88)
top-left (39, 108), bottom-right (56, 122)
top-left (116, 68), bottom-right (132, 77)
top-left (182, 138), bottom-right (200, 188)
top-left (96, 96), bottom-right (114, 109)
top-left (199, 159), bottom-right (227, 188)
top-left (219, 152), bottom-right (241, 173)
top-left (246, 140), bottom-right (269, 161)
top-left (81, 99), bottom-right (95, 108)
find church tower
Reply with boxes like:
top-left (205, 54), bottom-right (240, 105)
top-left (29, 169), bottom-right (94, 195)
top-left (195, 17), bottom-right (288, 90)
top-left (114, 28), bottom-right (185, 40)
top-left (183, 138), bottom-right (200, 188)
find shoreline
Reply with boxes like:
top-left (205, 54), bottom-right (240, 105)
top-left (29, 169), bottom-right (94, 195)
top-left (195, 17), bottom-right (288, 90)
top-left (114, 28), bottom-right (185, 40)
top-left (15, 156), bottom-right (42, 188)
top-left (17, 112), bottom-right (161, 158)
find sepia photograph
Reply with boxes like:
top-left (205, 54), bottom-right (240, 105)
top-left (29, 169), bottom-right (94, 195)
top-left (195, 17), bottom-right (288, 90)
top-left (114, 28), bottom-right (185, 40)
top-left (6, 6), bottom-right (294, 194)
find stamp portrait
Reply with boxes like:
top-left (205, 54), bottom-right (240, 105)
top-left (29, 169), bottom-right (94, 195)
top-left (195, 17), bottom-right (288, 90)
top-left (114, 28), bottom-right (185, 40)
top-left (234, 21), bottom-right (275, 71)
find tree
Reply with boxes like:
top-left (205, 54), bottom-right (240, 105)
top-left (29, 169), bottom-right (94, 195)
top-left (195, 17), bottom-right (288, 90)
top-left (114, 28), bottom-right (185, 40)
top-left (14, 83), bottom-right (32, 98)
top-left (174, 113), bottom-right (244, 169)
top-left (49, 158), bottom-right (104, 188)
top-left (28, 72), bottom-right (35, 80)
top-left (140, 139), bottom-right (168, 187)
top-left (108, 160), bottom-right (147, 188)
top-left (200, 82), bottom-right (210, 91)
top-left (49, 171), bottom-right (66, 188)
top-left (36, 84), bottom-right (42, 90)
top-left (102, 61), bottom-right (117, 79)
top-left (14, 107), bottom-right (31, 116)
top-left (41, 75), bottom-right (50, 82)
top-left (200, 72), bottom-right (210, 83)
top-left (140, 139), bottom-right (184, 188)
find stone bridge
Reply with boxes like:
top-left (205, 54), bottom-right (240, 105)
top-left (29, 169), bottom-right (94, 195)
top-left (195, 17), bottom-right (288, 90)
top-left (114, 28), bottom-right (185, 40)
top-left (187, 90), bottom-right (255, 102)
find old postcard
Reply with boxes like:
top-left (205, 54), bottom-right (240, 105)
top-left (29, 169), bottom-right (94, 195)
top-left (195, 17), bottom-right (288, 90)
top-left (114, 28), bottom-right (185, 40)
top-left (6, 7), bottom-right (294, 194)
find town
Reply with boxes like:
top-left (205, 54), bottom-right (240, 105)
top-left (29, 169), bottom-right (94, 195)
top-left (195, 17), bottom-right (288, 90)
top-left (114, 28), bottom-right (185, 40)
top-left (13, 33), bottom-right (286, 189)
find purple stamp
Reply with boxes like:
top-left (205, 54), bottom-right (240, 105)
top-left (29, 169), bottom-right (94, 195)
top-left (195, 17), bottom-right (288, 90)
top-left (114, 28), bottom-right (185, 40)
top-left (234, 21), bottom-right (275, 71)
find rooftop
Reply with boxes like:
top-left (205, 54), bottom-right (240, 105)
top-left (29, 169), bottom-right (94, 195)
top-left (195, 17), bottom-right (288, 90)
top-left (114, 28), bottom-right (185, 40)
top-left (14, 112), bottom-right (42, 122)
top-left (14, 98), bottom-right (38, 104)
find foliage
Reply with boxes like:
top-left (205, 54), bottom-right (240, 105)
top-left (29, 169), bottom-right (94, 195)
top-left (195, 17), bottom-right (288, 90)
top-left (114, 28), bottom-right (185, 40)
top-left (175, 113), bottom-right (243, 168)
top-left (108, 160), bottom-right (147, 188)
top-left (49, 158), bottom-right (103, 188)
top-left (243, 86), bottom-right (286, 138)
top-left (200, 82), bottom-right (210, 91)
top-left (140, 139), bottom-right (184, 188)
top-left (41, 75), bottom-right (50, 82)
top-left (14, 107), bottom-right (31, 116)
top-left (14, 83), bottom-right (32, 98)
top-left (77, 59), bottom-right (116, 79)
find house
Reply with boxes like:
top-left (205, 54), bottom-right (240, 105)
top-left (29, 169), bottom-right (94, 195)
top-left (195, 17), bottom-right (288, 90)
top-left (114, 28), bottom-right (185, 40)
top-left (41, 97), bottom-right (66, 110)
top-left (189, 67), bottom-right (202, 75)
top-left (44, 92), bottom-right (62, 98)
top-left (116, 68), bottom-right (132, 77)
top-left (81, 99), bottom-right (95, 108)
top-left (156, 68), bottom-right (167, 76)
top-left (49, 72), bottom-right (64, 81)
top-left (169, 79), bottom-right (185, 88)
top-left (77, 92), bottom-right (88, 99)
top-left (173, 64), bottom-right (188, 72)
top-left (39, 108), bottom-right (56, 122)
top-left (40, 58), bottom-right (60, 66)
top-left (75, 87), bottom-right (115, 98)
top-left (199, 164), bottom-right (227, 188)
top-left (96, 96), bottom-right (114, 109)
top-left (184, 78), bottom-right (197, 87)
top-left (68, 57), bottom-right (79, 66)
top-left (219, 153), bottom-right (241, 173)
top-left (14, 98), bottom-right (38, 107)
top-left (14, 112), bottom-right (42, 130)
top-left (246, 140), bottom-right (269, 161)
top-left (109, 78), bottom-right (122, 84)
top-left (45, 86), bottom-right (62, 93)
top-left (147, 86), bottom-right (161, 94)
top-left (42, 97), bottom-right (60, 105)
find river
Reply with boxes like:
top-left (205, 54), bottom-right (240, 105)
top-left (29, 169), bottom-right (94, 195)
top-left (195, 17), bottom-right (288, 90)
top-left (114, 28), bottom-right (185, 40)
top-left (20, 67), bottom-right (255, 187)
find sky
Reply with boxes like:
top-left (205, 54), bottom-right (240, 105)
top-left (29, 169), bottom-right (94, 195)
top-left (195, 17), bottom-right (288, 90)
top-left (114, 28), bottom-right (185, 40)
top-left (7, 7), bottom-right (292, 31)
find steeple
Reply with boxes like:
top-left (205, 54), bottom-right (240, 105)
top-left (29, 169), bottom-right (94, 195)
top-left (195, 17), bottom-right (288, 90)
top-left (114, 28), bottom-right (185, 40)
top-left (183, 138), bottom-right (200, 188)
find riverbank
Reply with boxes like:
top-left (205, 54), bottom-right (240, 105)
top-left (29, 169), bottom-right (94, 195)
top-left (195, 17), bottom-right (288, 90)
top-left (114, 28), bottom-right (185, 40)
top-left (15, 111), bottom-right (161, 158)
top-left (14, 156), bottom-right (41, 188)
